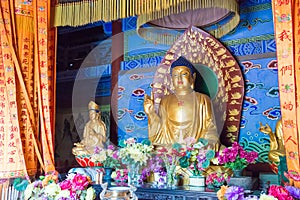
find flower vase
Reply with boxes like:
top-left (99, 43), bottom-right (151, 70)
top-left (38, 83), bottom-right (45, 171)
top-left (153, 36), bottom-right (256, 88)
top-left (103, 167), bottom-right (113, 182)
top-left (229, 169), bottom-right (253, 190)
top-left (232, 169), bottom-right (243, 177)
top-left (189, 176), bottom-right (205, 187)
top-left (166, 165), bottom-right (177, 188)
top-left (127, 163), bottom-right (140, 185)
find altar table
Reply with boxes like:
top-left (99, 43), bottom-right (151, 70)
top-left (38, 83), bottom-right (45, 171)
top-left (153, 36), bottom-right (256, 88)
top-left (92, 183), bottom-right (218, 200)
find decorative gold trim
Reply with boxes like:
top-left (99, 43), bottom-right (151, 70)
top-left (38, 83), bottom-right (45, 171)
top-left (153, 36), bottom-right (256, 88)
top-left (52, 0), bottom-right (239, 41)
top-left (53, 0), bottom-right (186, 27)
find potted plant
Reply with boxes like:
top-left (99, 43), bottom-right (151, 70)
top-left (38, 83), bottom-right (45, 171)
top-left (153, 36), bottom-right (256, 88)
top-left (178, 137), bottom-right (215, 187)
top-left (217, 142), bottom-right (258, 176)
top-left (205, 171), bottom-right (229, 189)
top-left (216, 142), bottom-right (258, 190)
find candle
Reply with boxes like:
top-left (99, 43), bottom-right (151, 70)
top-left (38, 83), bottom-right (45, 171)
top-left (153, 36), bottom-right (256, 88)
top-left (96, 171), bottom-right (103, 184)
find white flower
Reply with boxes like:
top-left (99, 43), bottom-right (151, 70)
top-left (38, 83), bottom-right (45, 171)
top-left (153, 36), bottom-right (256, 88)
top-left (44, 183), bottom-right (61, 197)
top-left (24, 183), bottom-right (34, 200)
top-left (111, 171), bottom-right (117, 179)
top-left (55, 190), bottom-right (70, 199)
top-left (259, 194), bottom-right (278, 200)
top-left (85, 187), bottom-right (96, 200)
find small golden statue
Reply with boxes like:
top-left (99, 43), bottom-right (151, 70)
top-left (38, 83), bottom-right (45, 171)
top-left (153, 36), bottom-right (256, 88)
top-left (259, 118), bottom-right (285, 165)
top-left (144, 56), bottom-right (220, 150)
top-left (72, 101), bottom-right (107, 156)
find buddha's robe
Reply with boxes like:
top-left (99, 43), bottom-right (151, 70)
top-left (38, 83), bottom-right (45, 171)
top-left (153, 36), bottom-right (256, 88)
top-left (148, 91), bottom-right (219, 147)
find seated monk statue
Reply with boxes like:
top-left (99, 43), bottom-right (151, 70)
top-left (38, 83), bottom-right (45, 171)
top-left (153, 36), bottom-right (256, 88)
top-left (259, 118), bottom-right (285, 164)
top-left (144, 56), bottom-right (220, 150)
top-left (72, 101), bottom-right (107, 156)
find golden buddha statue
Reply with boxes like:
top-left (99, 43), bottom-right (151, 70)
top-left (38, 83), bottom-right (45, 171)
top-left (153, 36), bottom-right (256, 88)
top-left (144, 56), bottom-right (220, 149)
top-left (259, 118), bottom-right (285, 164)
top-left (72, 101), bottom-right (107, 156)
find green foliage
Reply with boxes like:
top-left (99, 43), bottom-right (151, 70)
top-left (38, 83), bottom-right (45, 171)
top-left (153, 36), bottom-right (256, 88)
top-left (224, 157), bottom-right (247, 170)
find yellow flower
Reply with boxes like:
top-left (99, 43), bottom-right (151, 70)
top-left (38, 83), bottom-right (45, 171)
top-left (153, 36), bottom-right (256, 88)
top-left (217, 185), bottom-right (228, 200)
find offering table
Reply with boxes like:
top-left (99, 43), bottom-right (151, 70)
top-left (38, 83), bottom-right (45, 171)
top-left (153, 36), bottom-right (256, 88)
top-left (92, 183), bottom-right (218, 200)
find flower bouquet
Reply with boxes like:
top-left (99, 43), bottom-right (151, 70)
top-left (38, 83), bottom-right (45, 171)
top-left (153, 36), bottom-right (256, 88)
top-left (23, 173), bottom-right (96, 200)
top-left (156, 143), bottom-right (186, 187)
top-left (118, 137), bottom-right (154, 184)
top-left (90, 144), bottom-right (121, 181)
top-left (90, 145), bottom-right (120, 169)
top-left (178, 137), bottom-right (215, 177)
top-left (140, 155), bottom-right (166, 185)
top-left (217, 142), bottom-right (258, 174)
top-left (111, 168), bottom-right (129, 186)
top-left (206, 172), bottom-right (229, 189)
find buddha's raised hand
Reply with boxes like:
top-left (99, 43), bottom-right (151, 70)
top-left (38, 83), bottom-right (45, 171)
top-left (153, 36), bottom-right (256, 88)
top-left (143, 91), bottom-right (155, 115)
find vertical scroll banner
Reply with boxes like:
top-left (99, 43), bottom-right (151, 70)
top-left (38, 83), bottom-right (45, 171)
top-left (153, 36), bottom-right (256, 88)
top-left (36, 0), bottom-right (56, 173)
top-left (294, 0), bottom-right (300, 179)
top-left (0, 0), bottom-right (28, 179)
top-left (272, 0), bottom-right (300, 187)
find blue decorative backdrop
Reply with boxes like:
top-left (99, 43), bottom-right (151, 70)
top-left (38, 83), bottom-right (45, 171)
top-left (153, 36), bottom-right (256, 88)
top-left (117, 68), bottom-right (156, 142)
top-left (117, 0), bottom-right (278, 162)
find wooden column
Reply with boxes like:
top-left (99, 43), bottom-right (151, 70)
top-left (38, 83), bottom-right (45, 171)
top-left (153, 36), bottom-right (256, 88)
top-left (110, 19), bottom-right (123, 145)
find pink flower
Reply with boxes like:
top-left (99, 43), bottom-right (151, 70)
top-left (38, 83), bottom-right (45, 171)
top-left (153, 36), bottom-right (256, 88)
top-left (184, 137), bottom-right (196, 146)
top-left (112, 151), bottom-right (118, 159)
top-left (107, 145), bottom-right (115, 150)
top-left (268, 185), bottom-right (294, 200)
top-left (72, 174), bottom-right (90, 190)
top-left (94, 146), bottom-right (101, 154)
top-left (217, 142), bottom-right (258, 170)
top-left (59, 179), bottom-right (72, 190)
top-left (125, 138), bottom-right (136, 145)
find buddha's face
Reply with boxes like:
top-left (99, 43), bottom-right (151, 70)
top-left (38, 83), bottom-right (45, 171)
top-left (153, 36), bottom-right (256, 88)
top-left (171, 66), bottom-right (195, 92)
top-left (89, 110), bottom-right (98, 120)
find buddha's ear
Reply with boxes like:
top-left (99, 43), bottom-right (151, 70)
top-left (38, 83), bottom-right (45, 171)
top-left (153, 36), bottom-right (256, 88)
top-left (191, 72), bottom-right (196, 89)
top-left (193, 72), bottom-right (196, 80)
